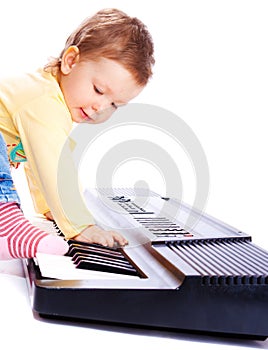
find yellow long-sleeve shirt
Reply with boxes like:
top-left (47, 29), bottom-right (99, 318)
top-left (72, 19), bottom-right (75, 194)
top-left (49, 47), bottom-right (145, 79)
top-left (0, 68), bottom-right (95, 238)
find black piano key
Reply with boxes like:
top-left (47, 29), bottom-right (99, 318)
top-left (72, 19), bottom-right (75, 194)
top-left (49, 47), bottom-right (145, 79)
top-left (66, 241), bottom-right (143, 277)
top-left (72, 253), bottom-right (135, 269)
top-left (68, 243), bottom-right (125, 259)
top-left (75, 257), bottom-right (139, 276)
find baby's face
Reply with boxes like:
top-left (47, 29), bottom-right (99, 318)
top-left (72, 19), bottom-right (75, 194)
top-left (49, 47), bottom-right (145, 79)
top-left (58, 53), bottom-right (143, 124)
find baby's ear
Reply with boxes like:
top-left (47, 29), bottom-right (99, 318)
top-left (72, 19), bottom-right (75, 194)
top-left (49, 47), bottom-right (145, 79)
top-left (60, 45), bottom-right (80, 75)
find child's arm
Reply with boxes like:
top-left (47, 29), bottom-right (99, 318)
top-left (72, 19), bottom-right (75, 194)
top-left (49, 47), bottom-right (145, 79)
top-left (14, 96), bottom-right (94, 239)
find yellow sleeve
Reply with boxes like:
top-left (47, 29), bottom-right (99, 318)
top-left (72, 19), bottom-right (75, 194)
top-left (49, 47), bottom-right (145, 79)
top-left (13, 95), bottom-right (95, 239)
top-left (23, 161), bottom-right (50, 215)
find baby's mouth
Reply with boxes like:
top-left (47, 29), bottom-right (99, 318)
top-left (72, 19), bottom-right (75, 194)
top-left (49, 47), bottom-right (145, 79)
top-left (80, 108), bottom-right (93, 122)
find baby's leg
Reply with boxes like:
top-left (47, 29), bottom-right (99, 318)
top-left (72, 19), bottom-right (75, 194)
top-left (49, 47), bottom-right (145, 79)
top-left (0, 202), bottom-right (68, 260)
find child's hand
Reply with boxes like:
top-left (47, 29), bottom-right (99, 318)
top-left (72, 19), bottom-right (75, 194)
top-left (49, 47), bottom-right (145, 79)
top-left (73, 225), bottom-right (128, 248)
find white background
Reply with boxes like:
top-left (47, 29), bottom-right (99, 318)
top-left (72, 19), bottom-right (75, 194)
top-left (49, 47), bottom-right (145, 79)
top-left (1, 1), bottom-right (268, 349)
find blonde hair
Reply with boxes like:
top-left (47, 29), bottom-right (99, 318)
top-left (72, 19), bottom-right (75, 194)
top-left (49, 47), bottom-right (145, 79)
top-left (45, 8), bottom-right (154, 86)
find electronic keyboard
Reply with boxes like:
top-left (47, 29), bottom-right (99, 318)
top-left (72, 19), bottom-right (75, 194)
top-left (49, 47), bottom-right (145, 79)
top-left (23, 188), bottom-right (268, 340)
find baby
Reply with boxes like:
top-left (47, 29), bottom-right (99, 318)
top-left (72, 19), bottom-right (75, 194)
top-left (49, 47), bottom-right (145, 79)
top-left (0, 8), bottom-right (154, 259)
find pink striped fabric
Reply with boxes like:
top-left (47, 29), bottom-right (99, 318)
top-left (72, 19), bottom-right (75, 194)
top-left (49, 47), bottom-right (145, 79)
top-left (0, 202), bottom-right (47, 258)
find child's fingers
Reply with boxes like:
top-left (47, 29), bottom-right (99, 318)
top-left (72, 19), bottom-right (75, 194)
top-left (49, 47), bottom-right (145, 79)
top-left (101, 231), bottom-right (114, 247)
top-left (75, 230), bottom-right (113, 247)
top-left (110, 231), bottom-right (128, 246)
